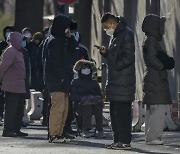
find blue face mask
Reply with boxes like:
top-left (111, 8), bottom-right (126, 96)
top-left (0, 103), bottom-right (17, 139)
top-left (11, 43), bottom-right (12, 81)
top-left (21, 40), bottom-right (26, 48)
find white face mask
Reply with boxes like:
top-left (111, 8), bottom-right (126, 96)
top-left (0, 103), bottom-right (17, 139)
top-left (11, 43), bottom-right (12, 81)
top-left (105, 28), bottom-right (115, 36)
top-left (24, 32), bottom-right (31, 38)
top-left (81, 68), bottom-right (91, 75)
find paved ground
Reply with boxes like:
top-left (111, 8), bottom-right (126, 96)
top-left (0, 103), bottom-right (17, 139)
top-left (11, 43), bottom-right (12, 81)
top-left (0, 122), bottom-right (180, 154)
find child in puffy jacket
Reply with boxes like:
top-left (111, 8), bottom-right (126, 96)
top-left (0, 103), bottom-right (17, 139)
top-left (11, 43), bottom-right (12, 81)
top-left (70, 60), bottom-right (105, 138)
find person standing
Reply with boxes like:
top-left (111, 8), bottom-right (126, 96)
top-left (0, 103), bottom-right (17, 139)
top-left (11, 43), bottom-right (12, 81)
top-left (44, 15), bottom-right (72, 143)
top-left (98, 12), bottom-right (135, 150)
top-left (142, 14), bottom-right (173, 145)
top-left (0, 32), bottom-right (28, 137)
top-left (0, 26), bottom-right (15, 124)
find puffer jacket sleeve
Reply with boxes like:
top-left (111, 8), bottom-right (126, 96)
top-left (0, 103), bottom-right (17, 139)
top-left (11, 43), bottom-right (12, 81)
top-left (145, 37), bottom-right (164, 70)
top-left (0, 48), bottom-right (15, 82)
top-left (116, 32), bottom-right (135, 71)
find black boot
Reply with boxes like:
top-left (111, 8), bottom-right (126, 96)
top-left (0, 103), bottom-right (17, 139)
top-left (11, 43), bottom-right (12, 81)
top-left (16, 131), bottom-right (28, 137)
top-left (2, 131), bottom-right (17, 137)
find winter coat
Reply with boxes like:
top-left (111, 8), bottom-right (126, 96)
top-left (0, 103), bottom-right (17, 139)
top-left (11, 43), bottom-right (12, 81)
top-left (142, 14), bottom-right (172, 105)
top-left (0, 32), bottom-right (26, 93)
top-left (0, 41), bottom-right (8, 56)
top-left (71, 73), bottom-right (102, 103)
top-left (0, 26), bottom-right (15, 56)
top-left (44, 15), bottom-right (71, 93)
top-left (102, 17), bottom-right (135, 103)
top-left (26, 41), bottom-right (40, 90)
top-left (22, 49), bottom-right (30, 99)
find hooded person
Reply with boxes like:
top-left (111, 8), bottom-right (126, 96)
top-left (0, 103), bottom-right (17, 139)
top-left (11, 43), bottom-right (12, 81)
top-left (70, 60), bottom-right (105, 138)
top-left (43, 14), bottom-right (75, 143)
top-left (0, 26), bottom-right (15, 124)
top-left (0, 32), bottom-right (28, 137)
top-left (142, 14), bottom-right (172, 145)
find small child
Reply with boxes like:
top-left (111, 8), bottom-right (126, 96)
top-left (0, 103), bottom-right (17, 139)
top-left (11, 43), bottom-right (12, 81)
top-left (70, 60), bottom-right (105, 138)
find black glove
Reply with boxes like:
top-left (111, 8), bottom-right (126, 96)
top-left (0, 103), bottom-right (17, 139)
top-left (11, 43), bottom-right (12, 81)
top-left (157, 50), bottom-right (175, 70)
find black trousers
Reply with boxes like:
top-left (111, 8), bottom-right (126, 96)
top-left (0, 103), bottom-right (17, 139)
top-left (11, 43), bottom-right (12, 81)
top-left (0, 90), bottom-right (4, 118)
top-left (82, 104), bottom-right (103, 131)
top-left (63, 100), bottom-right (74, 132)
top-left (110, 101), bottom-right (132, 144)
top-left (4, 92), bottom-right (25, 133)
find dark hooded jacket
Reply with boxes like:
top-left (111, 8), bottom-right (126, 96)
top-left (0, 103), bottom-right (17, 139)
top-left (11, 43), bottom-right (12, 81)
top-left (44, 15), bottom-right (71, 93)
top-left (142, 14), bottom-right (171, 105)
top-left (101, 17), bottom-right (135, 102)
top-left (70, 60), bottom-right (102, 103)
top-left (0, 26), bottom-right (15, 56)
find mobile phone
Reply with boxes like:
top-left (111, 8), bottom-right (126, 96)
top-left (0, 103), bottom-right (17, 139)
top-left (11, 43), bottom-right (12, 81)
top-left (94, 45), bottom-right (101, 49)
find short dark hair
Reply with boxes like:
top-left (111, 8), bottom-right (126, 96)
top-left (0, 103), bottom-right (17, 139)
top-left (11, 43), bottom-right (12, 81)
top-left (22, 27), bottom-right (31, 34)
top-left (101, 12), bottom-right (118, 23)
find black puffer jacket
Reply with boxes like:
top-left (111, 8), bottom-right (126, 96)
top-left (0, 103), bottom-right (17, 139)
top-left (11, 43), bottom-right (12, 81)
top-left (45, 15), bottom-right (71, 93)
top-left (70, 73), bottom-right (102, 102)
top-left (142, 14), bottom-right (172, 105)
top-left (102, 17), bottom-right (135, 103)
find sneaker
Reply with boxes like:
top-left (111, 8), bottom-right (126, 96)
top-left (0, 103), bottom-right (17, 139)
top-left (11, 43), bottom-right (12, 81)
top-left (111, 142), bottom-right (131, 150)
top-left (2, 131), bottom-right (17, 137)
top-left (49, 135), bottom-right (65, 143)
top-left (146, 140), bottom-right (164, 145)
top-left (106, 142), bottom-right (117, 149)
top-left (16, 131), bottom-right (28, 137)
top-left (82, 131), bottom-right (91, 138)
top-left (96, 131), bottom-right (106, 138)
top-left (0, 117), bottom-right (3, 126)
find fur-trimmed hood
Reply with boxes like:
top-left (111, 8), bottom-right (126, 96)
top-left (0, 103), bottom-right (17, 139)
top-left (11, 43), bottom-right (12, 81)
top-left (73, 59), bottom-right (97, 73)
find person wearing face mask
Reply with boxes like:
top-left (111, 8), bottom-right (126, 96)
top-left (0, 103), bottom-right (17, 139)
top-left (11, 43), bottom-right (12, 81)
top-left (43, 15), bottom-right (75, 143)
top-left (22, 27), bottom-right (32, 44)
top-left (0, 32), bottom-right (28, 137)
top-left (98, 12), bottom-right (135, 150)
top-left (26, 32), bottom-right (43, 90)
top-left (70, 60), bottom-right (105, 138)
top-left (0, 26), bottom-right (15, 125)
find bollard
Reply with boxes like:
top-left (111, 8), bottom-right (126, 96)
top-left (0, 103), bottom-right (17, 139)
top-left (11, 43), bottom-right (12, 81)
top-left (132, 100), bottom-right (145, 132)
top-left (27, 91), bottom-right (43, 120)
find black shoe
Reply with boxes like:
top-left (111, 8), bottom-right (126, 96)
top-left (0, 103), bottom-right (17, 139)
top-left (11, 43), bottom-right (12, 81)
top-left (2, 131), bottom-right (17, 137)
top-left (63, 132), bottom-right (75, 139)
top-left (67, 129), bottom-right (77, 135)
top-left (16, 131), bottom-right (28, 137)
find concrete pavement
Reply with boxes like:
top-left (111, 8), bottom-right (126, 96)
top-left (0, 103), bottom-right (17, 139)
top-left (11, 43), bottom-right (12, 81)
top-left (0, 122), bottom-right (180, 154)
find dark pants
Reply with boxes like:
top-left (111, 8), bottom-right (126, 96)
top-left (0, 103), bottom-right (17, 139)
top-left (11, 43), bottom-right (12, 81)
top-left (110, 101), bottom-right (132, 144)
top-left (63, 100), bottom-right (74, 133)
top-left (3, 92), bottom-right (25, 133)
top-left (0, 90), bottom-right (4, 118)
top-left (82, 104), bottom-right (103, 131)
top-left (42, 87), bottom-right (51, 126)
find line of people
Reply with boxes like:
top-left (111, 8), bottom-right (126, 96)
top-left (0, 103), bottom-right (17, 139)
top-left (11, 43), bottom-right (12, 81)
top-left (0, 12), bottom-right (175, 151)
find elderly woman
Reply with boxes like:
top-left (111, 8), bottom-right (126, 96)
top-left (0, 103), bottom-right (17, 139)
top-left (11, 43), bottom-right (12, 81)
top-left (0, 32), bottom-right (28, 137)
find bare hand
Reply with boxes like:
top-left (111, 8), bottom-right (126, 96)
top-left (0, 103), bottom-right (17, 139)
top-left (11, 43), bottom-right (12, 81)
top-left (99, 46), bottom-right (106, 54)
